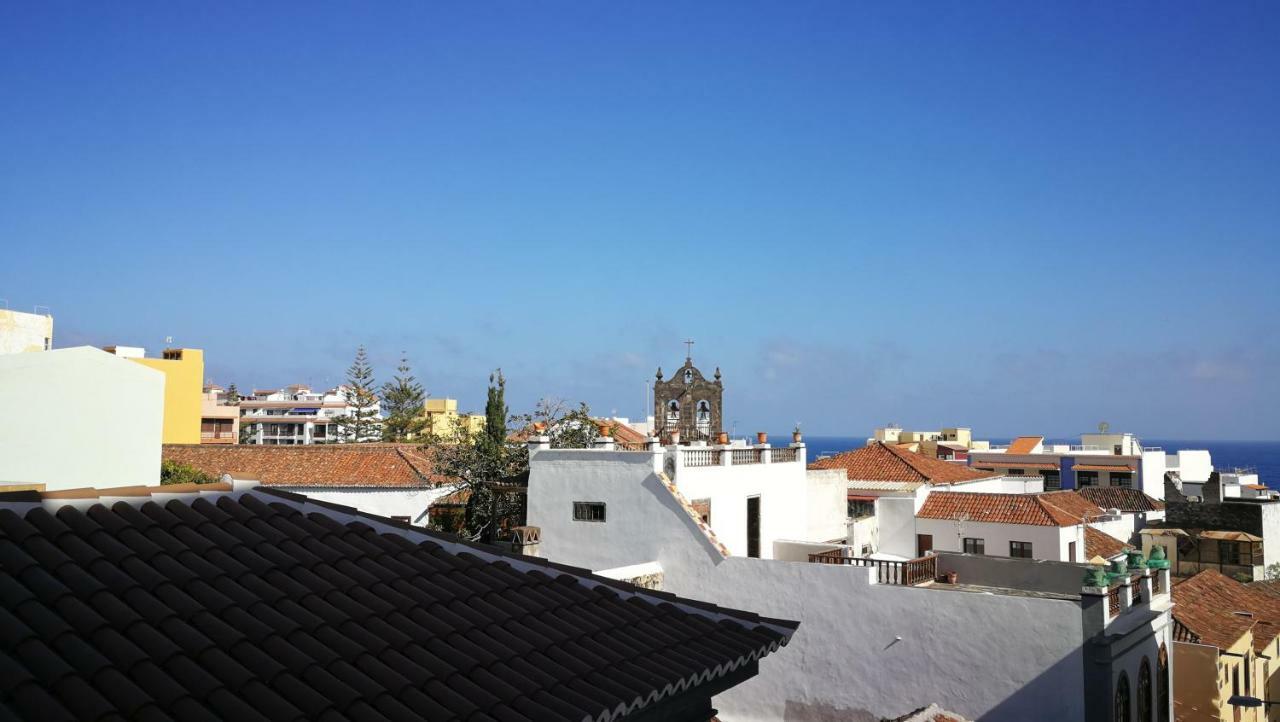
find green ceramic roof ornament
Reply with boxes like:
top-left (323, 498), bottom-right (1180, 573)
top-left (1126, 549), bottom-right (1146, 569)
top-left (1084, 567), bottom-right (1111, 588)
top-left (1147, 544), bottom-right (1171, 570)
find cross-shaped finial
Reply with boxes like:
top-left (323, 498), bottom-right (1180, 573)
top-left (683, 338), bottom-right (695, 360)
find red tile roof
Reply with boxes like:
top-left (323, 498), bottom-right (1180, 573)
top-left (1006, 436), bottom-right (1044, 454)
top-left (809, 442), bottom-right (996, 485)
top-left (1174, 570), bottom-right (1280, 652)
top-left (162, 443), bottom-right (450, 487)
top-left (1076, 487), bottom-right (1165, 512)
top-left (917, 491), bottom-right (1103, 527)
top-left (1084, 526), bottom-right (1132, 560)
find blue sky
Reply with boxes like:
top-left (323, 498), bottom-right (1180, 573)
top-left (2, 2), bottom-right (1277, 439)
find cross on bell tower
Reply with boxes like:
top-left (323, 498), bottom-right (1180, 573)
top-left (683, 338), bottom-right (695, 360)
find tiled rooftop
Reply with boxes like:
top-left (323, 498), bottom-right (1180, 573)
top-left (1005, 436), bottom-right (1044, 455)
top-left (162, 444), bottom-right (448, 488)
top-left (1173, 570), bottom-right (1280, 652)
top-left (1083, 526), bottom-right (1131, 561)
top-left (0, 487), bottom-right (794, 721)
top-left (808, 443), bottom-right (995, 486)
top-left (1075, 487), bottom-right (1165, 513)
top-left (917, 491), bottom-right (1103, 527)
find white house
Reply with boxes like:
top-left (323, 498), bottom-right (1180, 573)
top-left (915, 490), bottom-right (1132, 564)
top-left (0, 346), bottom-right (164, 489)
top-left (525, 439), bottom-right (1174, 722)
top-left (968, 432), bottom-right (1171, 500)
top-left (238, 384), bottom-right (382, 444)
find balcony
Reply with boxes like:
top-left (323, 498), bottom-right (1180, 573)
top-left (807, 548), bottom-right (938, 586)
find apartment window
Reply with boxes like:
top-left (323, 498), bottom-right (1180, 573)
top-left (572, 502), bottom-right (606, 522)
top-left (963, 538), bottom-right (985, 555)
top-left (1111, 472), bottom-right (1133, 488)
top-left (1009, 541), bottom-right (1033, 558)
top-left (1077, 471), bottom-right (1099, 487)
top-left (847, 499), bottom-right (875, 519)
top-left (1007, 468), bottom-right (1025, 476)
top-left (1041, 470), bottom-right (1062, 490)
top-left (860, 544), bottom-right (871, 555)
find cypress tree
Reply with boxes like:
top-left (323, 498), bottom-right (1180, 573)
top-left (484, 369), bottom-right (507, 446)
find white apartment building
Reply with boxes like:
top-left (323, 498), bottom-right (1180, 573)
top-left (523, 437), bottom-right (1174, 722)
top-left (0, 306), bottom-right (53, 355)
top-left (239, 384), bottom-right (382, 444)
top-left (968, 433), bottom-right (1172, 500)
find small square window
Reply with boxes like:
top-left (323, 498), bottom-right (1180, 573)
top-left (573, 502), bottom-right (606, 522)
top-left (1010, 541), bottom-right (1033, 558)
top-left (963, 538), bottom-right (985, 555)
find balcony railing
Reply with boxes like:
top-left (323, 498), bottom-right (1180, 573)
top-left (771, 447), bottom-right (798, 463)
top-left (684, 448), bottom-right (722, 467)
top-left (1131, 575), bottom-right (1144, 605)
top-left (1108, 586), bottom-right (1121, 617)
top-left (731, 448), bottom-right (761, 465)
top-left (807, 549), bottom-right (937, 586)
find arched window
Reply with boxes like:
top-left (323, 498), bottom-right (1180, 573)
top-left (1138, 657), bottom-right (1152, 722)
top-left (1115, 671), bottom-right (1131, 722)
top-left (1157, 644), bottom-right (1169, 722)
top-left (695, 400), bottom-right (711, 434)
top-left (666, 400), bottom-right (680, 425)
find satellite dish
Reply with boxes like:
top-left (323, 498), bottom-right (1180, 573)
top-left (1098, 421), bottom-right (1110, 433)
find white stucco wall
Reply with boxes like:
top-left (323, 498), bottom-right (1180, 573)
top-left (0, 346), bottom-right (163, 489)
top-left (267, 486), bottom-right (456, 525)
top-left (670, 451), bottom-right (820, 558)
top-left (915, 518), bottom-right (1072, 560)
top-left (1141, 450), bottom-right (1168, 500)
top-left (877, 496), bottom-right (920, 559)
top-left (804, 468), bottom-right (849, 543)
top-left (527, 449), bottom-right (1089, 722)
top-left (1261, 503), bottom-right (1280, 569)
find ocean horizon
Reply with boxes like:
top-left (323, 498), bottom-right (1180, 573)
top-left (791, 436), bottom-right (1280, 489)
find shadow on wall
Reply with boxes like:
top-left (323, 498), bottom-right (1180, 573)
top-left (963, 648), bottom-right (1083, 722)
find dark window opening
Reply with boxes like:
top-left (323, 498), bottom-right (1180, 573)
top-left (1077, 471), bottom-right (1099, 487)
top-left (1116, 671), bottom-right (1131, 722)
top-left (1138, 657), bottom-right (1152, 722)
top-left (1010, 541), bottom-right (1033, 558)
top-left (1112, 472), bottom-right (1133, 488)
top-left (573, 502), bottom-right (606, 522)
top-left (1042, 470), bottom-right (1061, 490)
top-left (848, 499), bottom-right (875, 519)
top-left (963, 538), bottom-right (984, 555)
top-left (746, 496), bottom-right (760, 558)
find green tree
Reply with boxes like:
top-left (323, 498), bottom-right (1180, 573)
top-left (381, 354), bottom-right (427, 442)
top-left (225, 383), bottom-right (241, 405)
top-left (1265, 562), bottom-right (1280, 581)
top-left (423, 370), bottom-right (527, 542)
top-left (516, 398), bottom-right (600, 449)
top-left (332, 346), bottom-right (382, 443)
top-left (160, 460), bottom-right (218, 485)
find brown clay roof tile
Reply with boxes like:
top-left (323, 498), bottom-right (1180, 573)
top-left (162, 444), bottom-right (448, 488)
top-left (808, 443), bottom-right (996, 485)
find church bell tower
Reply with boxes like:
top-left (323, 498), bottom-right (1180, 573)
top-left (653, 340), bottom-right (723, 442)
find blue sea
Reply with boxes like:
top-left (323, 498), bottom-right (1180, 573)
top-left (796, 436), bottom-right (1280, 488)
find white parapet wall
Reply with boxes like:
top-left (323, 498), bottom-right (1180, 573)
top-left (527, 447), bottom-right (1091, 721)
top-left (0, 347), bottom-right (164, 489)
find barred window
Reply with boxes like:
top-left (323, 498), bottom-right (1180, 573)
top-left (573, 502), bottom-right (606, 522)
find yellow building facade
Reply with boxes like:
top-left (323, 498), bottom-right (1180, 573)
top-left (126, 348), bottom-right (204, 445)
top-left (423, 398), bottom-right (485, 438)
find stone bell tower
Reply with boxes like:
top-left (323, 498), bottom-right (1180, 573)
top-left (653, 341), bottom-right (723, 442)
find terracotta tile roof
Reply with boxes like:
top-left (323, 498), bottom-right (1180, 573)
top-left (1084, 526), bottom-right (1132, 561)
top-left (0, 487), bottom-right (795, 720)
top-left (1006, 436), bottom-right (1044, 454)
top-left (1076, 487), bottom-right (1165, 513)
top-left (1173, 570), bottom-right (1280, 652)
top-left (162, 443), bottom-right (450, 487)
top-left (972, 461), bottom-right (1059, 471)
top-left (595, 419), bottom-right (649, 444)
top-left (809, 442), bottom-right (996, 485)
top-left (1073, 463), bottom-right (1136, 472)
top-left (917, 491), bottom-right (1103, 527)
top-left (658, 472), bottom-right (731, 558)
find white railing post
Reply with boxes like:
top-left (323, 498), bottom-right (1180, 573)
top-left (594, 437), bottom-right (615, 451)
top-left (760, 443), bottom-right (772, 464)
top-left (721, 443), bottom-right (733, 467)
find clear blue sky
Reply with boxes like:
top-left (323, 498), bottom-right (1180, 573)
top-left (2, 2), bottom-right (1277, 440)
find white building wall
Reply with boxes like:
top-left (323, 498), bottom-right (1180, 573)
top-left (1261, 504), bottom-right (1280, 569)
top-left (0, 308), bottom-right (53, 355)
top-left (0, 347), bottom-right (163, 489)
top-left (670, 449), bottom-right (816, 559)
top-left (1140, 450), bottom-right (1168, 501)
top-left (266, 486), bottom-right (456, 525)
top-left (915, 518), bottom-right (1071, 561)
top-left (527, 449), bottom-right (1088, 722)
top-left (877, 496), bottom-right (920, 559)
